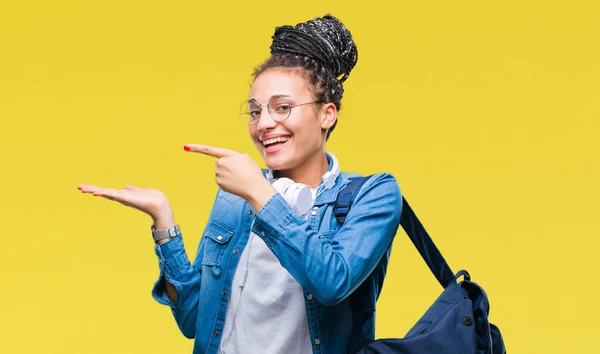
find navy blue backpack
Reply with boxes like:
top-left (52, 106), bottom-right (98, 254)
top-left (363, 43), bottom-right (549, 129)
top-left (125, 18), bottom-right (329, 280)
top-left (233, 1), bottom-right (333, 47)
top-left (335, 177), bottom-right (506, 354)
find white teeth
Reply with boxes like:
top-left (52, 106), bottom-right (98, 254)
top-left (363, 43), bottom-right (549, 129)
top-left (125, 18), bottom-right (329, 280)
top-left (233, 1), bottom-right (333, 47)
top-left (262, 137), bottom-right (290, 146)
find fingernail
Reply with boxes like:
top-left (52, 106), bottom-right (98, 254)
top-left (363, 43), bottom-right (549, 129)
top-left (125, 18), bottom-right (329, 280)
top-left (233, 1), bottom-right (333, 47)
top-left (183, 145), bottom-right (191, 151)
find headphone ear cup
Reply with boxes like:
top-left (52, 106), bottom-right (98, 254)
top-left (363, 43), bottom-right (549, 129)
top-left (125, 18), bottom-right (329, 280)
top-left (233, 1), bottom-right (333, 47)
top-left (272, 178), bottom-right (298, 209)
top-left (272, 178), bottom-right (294, 196)
top-left (271, 178), bottom-right (313, 215)
top-left (292, 186), bottom-right (313, 215)
top-left (283, 183), bottom-right (297, 202)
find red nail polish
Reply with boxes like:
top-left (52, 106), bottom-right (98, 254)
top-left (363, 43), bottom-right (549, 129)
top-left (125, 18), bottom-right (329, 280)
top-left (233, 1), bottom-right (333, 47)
top-left (184, 145), bottom-right (191, 151)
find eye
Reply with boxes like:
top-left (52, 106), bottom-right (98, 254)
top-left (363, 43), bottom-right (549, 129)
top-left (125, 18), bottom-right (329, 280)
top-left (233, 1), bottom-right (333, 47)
top-left (249, 110), bottom-right (261, 118)
top-left (274, 104), bottom-right (291, 113)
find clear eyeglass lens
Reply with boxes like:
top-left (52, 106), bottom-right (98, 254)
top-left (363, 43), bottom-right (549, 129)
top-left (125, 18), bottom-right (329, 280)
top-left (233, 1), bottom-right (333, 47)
top-left (268, 97), bottom-right (292, 122)
top-left (239, 98), bottom-right (294, 125)
top-left (239, 100), bottom-right (261, 125)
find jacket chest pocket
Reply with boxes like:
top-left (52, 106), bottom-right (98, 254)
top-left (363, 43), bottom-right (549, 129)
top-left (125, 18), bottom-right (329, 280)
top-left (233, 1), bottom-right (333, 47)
top-left (201, 222), bottom-right (234, 266)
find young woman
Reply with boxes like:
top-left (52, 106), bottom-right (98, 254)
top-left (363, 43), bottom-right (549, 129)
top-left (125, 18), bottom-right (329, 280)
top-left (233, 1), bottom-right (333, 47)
top-left (79, 14), bottom-right (402, 354)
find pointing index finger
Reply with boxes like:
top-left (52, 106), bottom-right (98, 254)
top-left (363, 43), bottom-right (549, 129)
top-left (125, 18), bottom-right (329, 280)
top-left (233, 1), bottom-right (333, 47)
top-left (184, 144), bottom-right (237, 158)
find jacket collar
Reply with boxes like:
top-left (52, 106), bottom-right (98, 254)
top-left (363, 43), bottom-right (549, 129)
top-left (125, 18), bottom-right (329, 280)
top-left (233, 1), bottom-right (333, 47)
top-left (313, 173), bottom-right (344, 205)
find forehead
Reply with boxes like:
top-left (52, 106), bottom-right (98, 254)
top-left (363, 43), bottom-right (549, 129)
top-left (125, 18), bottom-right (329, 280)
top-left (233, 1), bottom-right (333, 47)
top-left (250, 68), bottom-right (312, 102)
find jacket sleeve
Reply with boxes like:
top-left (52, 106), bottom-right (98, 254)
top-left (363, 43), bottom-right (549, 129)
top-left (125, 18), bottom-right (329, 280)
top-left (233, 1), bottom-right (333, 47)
top-left (151, 235), bottom-right (205, 338)
top-left (251, 173), bottom-right (402, 306)
top-left (150, 191), bottom-right (220, 339)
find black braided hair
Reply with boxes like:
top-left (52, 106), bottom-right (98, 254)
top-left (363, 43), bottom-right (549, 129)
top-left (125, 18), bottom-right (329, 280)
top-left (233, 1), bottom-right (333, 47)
top-left (252, 14), bottom-right (358, 140)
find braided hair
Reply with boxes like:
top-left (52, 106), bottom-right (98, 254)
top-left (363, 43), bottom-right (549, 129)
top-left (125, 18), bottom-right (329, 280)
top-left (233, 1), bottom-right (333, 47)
top-left (252, 14), bottom-right (358, 140)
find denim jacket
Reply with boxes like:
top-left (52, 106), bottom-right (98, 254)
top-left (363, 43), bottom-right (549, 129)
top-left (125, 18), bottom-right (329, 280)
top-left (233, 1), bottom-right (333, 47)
top-left (152, 171), bottom-right (402, 354)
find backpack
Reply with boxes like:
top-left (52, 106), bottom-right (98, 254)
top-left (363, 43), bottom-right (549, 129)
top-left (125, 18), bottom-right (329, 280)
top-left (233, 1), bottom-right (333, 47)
top-left (334, 176), bottom-right (506, 354)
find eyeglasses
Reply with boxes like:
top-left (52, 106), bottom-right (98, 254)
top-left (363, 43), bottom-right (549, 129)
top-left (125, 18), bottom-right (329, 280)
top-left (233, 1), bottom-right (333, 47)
top-left (239, 95), bottom-right (322, 126)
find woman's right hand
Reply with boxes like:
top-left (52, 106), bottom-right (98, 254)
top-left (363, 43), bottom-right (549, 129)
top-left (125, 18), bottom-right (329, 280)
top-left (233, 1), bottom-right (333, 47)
top-left (77, 184), bottom-right (175, 228)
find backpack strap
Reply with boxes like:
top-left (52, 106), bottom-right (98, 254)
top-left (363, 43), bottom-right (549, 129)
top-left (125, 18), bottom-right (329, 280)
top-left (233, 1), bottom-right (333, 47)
top-left (336, 176), bottom-right (458, 353)
top-left (399, 197), bottom-right (455, 288)
top-left (334, 177), bottom-right (370, 224)
top-left (335, 176), bottom-right (456, 288)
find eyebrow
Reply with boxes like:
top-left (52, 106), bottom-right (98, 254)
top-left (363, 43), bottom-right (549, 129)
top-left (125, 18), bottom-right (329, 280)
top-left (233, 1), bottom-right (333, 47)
top-left (248, 94), bottom-right (291, 102)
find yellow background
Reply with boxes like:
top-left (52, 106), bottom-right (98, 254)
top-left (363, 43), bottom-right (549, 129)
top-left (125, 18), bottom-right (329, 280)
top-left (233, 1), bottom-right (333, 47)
top-left (1, 1), bottom-right (598, 353)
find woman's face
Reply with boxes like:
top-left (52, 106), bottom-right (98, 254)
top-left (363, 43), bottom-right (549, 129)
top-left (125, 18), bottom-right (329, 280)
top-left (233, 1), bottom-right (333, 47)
top-left (247, 68), bottom-right (336, 172)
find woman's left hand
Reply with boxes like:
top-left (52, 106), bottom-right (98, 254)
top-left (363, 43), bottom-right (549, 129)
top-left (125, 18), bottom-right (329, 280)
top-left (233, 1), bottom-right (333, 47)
top-left (184, 144), bottom-right (276, 208)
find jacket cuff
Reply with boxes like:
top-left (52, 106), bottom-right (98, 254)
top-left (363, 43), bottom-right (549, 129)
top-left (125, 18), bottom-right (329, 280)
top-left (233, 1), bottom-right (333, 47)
top-left (251, 193), bottom-right (295, 248)
top-left (153, 235), bottom-right (189, 275)
top-left (151, 235), bottom-right (188, 308)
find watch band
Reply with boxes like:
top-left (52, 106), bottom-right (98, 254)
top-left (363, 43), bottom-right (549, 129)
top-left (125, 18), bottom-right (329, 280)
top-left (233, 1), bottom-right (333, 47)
top-left (151, 224), bottom-right (181, 243)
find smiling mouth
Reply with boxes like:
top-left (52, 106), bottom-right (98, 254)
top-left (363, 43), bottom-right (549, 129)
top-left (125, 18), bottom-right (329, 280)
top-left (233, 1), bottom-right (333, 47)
top-left (262, 136), bottom-right (290, 149)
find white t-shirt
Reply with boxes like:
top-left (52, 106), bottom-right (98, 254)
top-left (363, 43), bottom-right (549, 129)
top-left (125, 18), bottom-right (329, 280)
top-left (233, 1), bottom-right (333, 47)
top-left (218, 229), bottom-right (312, 354)
top-left (219, 152), bottom-right (339, 354)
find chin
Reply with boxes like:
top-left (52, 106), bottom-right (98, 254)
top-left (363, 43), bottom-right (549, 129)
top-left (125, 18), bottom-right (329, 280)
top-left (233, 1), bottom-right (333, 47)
top-left (265, 150), bottom-right (302, 172)
top-left (264, 156), bottom-right (287, 171)
top-left (259, 143), bottom-right (291, 170)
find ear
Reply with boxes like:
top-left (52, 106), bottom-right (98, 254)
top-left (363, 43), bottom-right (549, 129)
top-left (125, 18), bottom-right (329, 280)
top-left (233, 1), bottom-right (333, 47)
top-left (319, 102), bottom-right (337, 130)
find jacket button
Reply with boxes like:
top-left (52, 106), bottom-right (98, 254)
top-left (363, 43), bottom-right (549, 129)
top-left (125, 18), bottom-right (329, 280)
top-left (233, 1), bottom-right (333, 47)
top-left (261, 231), bottom-right (266, 236)
top-left (217, 235), bottom-right (223, 241)
top-left (248, 210), bottom-right (253, 215)
top-left (462, 316), bottom-right (473, 326)
top-left (213, 331), bottom-right (219, 337)
top-left (310, 210), bottom-right (317, 216)
top-left (307, 294), bottom-right (313, 301)
top-left (222, 290), bottom-right (227, 296)
top-left (233, 249), bottom-right (239, 254)
top-left (314, 338), bottom-right (321, 345)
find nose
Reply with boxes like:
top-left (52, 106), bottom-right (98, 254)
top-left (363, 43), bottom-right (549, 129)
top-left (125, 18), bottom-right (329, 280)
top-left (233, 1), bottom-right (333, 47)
top-left (255, 105), bottom-right (278, 132)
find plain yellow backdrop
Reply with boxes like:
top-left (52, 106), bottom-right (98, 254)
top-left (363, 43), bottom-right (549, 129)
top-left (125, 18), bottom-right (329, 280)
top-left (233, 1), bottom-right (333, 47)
top-left (1, 1), bottom-right (598, 353)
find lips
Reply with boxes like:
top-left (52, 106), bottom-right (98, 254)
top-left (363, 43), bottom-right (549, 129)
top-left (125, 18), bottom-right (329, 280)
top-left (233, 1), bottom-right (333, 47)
top-left (262, 136), bottom-right (290, 147)
top-left (260, 135), bottom-right (291, 154)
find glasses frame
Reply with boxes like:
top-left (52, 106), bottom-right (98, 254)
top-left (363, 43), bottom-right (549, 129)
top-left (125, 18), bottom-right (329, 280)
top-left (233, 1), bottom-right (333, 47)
top-left (239, 96), bottom-right (323, 126)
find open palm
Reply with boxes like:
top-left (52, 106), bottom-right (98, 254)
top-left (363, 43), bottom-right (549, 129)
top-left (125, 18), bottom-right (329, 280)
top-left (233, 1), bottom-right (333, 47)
top-left (78, 184), bottom-right (172, 222)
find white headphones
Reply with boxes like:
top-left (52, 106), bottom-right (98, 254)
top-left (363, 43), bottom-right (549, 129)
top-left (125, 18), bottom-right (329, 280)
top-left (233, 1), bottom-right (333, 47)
top-left (266, 152), bottom-right (340, 216)
top-left (271, 178), bottom-right (314, 215)
top-left (320, 152), bottom-right (340, 190)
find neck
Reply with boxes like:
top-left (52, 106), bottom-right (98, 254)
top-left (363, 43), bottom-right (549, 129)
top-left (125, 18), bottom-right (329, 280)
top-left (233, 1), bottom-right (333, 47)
top-left (277, 151), bottom-right (329, 189)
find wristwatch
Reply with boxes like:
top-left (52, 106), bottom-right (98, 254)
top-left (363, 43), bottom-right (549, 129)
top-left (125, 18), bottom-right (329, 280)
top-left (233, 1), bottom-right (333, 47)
top-left (151, 224), bottom-right (181, 243)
